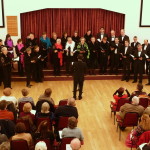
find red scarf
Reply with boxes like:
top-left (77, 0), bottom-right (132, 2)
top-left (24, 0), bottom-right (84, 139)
top-left (55, 43), bottom-right (63, 66)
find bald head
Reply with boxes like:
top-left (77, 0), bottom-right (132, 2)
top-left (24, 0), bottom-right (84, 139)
top-left (70, 138), bottom-right (81, 150)
top-left (67, 98), bottom-right (76, 107)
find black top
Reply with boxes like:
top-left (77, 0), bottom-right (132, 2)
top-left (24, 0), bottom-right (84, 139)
top-left (119, 35), bottom-right (129, 45)
top-left (88, 42), bottom-right (99, 59)
top-left (100, 41), bottom-right (110, 55)
top-left (96, 33), bottom-right (108, 40)
top-left (25, 38), bottom-right (37, 48)
top-left (72, 36), bottom-right (80, 45)
top-left (54, 105), bottom-right (78, 119)
top-left (84, 34), bottom-right (92, 44)
top-left (24, 52), bottom-right (32, 67)
top-left (0, 53), bottom-right (12, 68)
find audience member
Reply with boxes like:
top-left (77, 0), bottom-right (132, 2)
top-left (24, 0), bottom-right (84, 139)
top-left (35, 141), bottom-right (47, 150)
top-left (18, 89), bottom-right (35, 106)
top-left (0, 88), bottom-right (17, 106)
top-left (62, 117), bottom-right (84, 141)
top-left (70, 138), bottom-right (81, 150)
top-left (0, 141), bottom-right (10, 150)
top-left (119, 96), bottom-right (144, 119)
top-left (0, 100), bottom-right (14, 120)
top-left (0, 133), bottom-right (8, 144)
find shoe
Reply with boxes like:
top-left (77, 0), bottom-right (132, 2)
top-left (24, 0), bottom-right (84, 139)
top-left (145, 83), bottom-right (150, 85)
top-left (78, 96), bottom-right (82, 100)
top-left (132, 81), bottom-right (137, 83)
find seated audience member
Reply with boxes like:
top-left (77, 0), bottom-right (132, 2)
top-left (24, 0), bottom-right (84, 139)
top-left (35, 141), bottom-right (47, 150)
top-left (70, 138), bottom-right (81, 150)
top-left (54, 98), bottom-right (78, 120)
top-left (0, 141), bottom-right (10, 150)
top-left (36, 102), bottom-right (54, 121)
top-left (18, 89), bottom-right (35, 106)
top-left (62, 117), bottom-right (84, 141)
top-left (131, 84), bottom-right (147, 97)
top-left (33, 121), bottom-right (54, 144)
top-left (0, 88), bottom-right (17, 106)
top-left (38, 88), bottom-right (54, 105)
top-left (119, 96), bottom-right (144, 119)
top-left (112, 87), bottom-right (130, 105)
top-left (125, 114), bottom-right (150, 148)
top-left (0, 100), bottom-right (14, 120)
top-left (0, 133), bottom-right (8, 144)
top-left (138, 142), bottom-right (150, 150)
top-left (11, 122), bottom-right (33, 149)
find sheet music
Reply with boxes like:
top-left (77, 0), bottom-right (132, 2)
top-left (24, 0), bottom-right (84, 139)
top-left (130, 54), bottom-right (134, 58)
top-left (59, 130), bottom-right (62, 139)
top-left (30, 110), bottom-right (36, 115)
top-left (13, 57), bottom-right (20, 62)
top-left (66, 144), bottom-right (72, 150)
top-left (145, 54), bottom-right (149, 59)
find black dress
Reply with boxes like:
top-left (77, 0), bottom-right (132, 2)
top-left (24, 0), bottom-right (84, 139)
top-left (0, 45), bottom-right (4, 86)
top-left (25, 38), bottom-right (37, 49)
top-left (72, 36), bottom-right (80, 47)
top-left (84, 33), bottom-right (92, 44)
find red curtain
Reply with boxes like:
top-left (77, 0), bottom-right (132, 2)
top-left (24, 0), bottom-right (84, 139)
top-left (20, 8), bottom-right (125, 42)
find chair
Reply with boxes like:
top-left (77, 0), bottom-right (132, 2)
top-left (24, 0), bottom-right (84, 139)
top-left (110, 98), bottom-right (129, 124)
top-left (59, 137), bottom-right (75, 150)
top-left (57, 116), bottom-right (69, 130)
top-left (137, 131), bottom-right (150, 146)
top-left (116, 112), bottom-right (139, 141)
top-left (36, 117), bottom-right (52, 130)
top-left (16, 119), bottom-right (30, 133)
top-left (139, 98), bottom-right (149, 109)
top-left (35, 139), bottom-right (52, 150)
top-left (59, 99), bottom-right (68, 106)
top-left (10, 140), bottom-right (29, 150)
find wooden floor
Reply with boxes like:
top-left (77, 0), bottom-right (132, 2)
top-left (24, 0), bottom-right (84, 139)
top-left (1, 79), bottom-right (150, 150)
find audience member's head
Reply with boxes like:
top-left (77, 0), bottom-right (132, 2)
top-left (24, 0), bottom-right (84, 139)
top-left (0, 100), bottom-right (7, 110)
top-left (44, 88), bottom-right (52, 97)
top-left (35, 141), bottom-right (47, 150)
top-left (137, 83), bottom-right (143, 92)
top-left (15, 122), bottom-right (26, 134)
top-left (21, 89), bottom-right (29, 97)
top-left (68, 117), bottom-right (78, 129)
top-left (139, 114), bottom-right (150, 131)
top-left (117, 87), bottom-right (125, 95)
top-left (67, 98), bottom-right (76, 107)
top-left (3, 88), bottom-right (11, 96)
top-left (0, 141), bottom-right (10, 150)
top-left (132, 96), bottom-right (139, 105)
top-left (70, 138), bottom-right (81, 150)
top-left (41, 102), bottom-right (50, 113)
top-left (23, 103), bottom-right (32, 113)
top-left (0, 134), bottom-right (8, 144)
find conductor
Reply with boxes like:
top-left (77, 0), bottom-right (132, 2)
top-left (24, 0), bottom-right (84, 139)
top-left (72, 54), bottom-right (87, 100)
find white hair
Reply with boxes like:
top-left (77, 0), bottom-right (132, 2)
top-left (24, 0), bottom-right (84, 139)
top-left (35, 141), bottom-right (47, 150)
top-left (1, 47), bottom-right (7, 51)
top-left (132, 96), bottom-right (139, 105)
top-left (70, 138), bottom-right (81, 150)
top-left (56, 38), bottom-right (61, 43)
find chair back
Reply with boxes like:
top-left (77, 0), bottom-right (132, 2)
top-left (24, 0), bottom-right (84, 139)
top-left (10, 140), bottom-right (29, 150)
top-left (36, 117), bottom-right (52, 130)
top-left (57, 116), bottom-right (69, 130)
top-left (16, 119), bottom-right (30, 133)
top-left (59, 137), bottom-right (75, 150)
top-left (122, 112), bottom-right (139, 127)
top-left (139, 98), bottom-right (149, 108)
top-left (35, 139), bottom-right (52, 150)
top-left (59, 99), bottom-right (68, 106)
top-left (116, 98), bottom-right (130, 112)
top-left (137, 131), bottom-right (150, 146)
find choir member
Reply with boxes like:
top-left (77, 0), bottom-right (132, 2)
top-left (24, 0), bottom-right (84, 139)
top-left (109, 37), bottom-right (122, 75)
top-left (132, 44), bottom-right (146, 83)
top-left (0, 39), bottom-right (4, 86)
top-left (24, 48), bottom-right (34, 88)
top-left (4, 34), bottom-right (14, 59)
top-left (142, 39), bottom-right (150, 74)
top-left (64, 37), bottom-right (75, 75)
top-left (32, 46), bottom-right (44, 82)
top-left (99, 37), bottom-right (109, 74)
top-left (145, 48), bottom-right (150, 85)
top-left (61, 32), bottom-right (68, 48)
top-left (72, 54), bottom-right (87, 100)
top-left (77, 37), bottom-right (90, 62)
top-left (121, 40), bottom-right (132, 82)
top-left (72, 31), bottom-right (80, 46)
top-left (109, 30), bottom-right (116, 44)
top-left (51, 32), bottom-right (58, 46)
top-left (84, 30), bottom-right (92, 44)
top-left (96, 27), bottom-right (108, 42)
top-left (0, 47), bottom-right (12, 88)
top-left (15, 39), bottom-right (25, 76)
top-left (25, 33), bottom-right (37, 49)
top-left (40, 32), bottom-right (52, 68)
top-left (53, 39), bottom-right (64, 76)
top-left (119, 29), bottom-right (129, 45)
top-left (88, 37), bottom-right (99, 75)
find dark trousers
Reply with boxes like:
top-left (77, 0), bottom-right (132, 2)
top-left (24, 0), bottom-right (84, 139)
top-left (0, 67), bottom-right (3, 86)
top-left (110, 54), bottom-right (119, 74)
top-left (100, 53), bottom-right (108, 73)
top-left (25, 68), bottom-right (32, 86)
top-left (66, 56), bottom-right (73, 74)
top-left (53, 58), bottom-right (60, 75)
top-left (18, 61), bottom-right (24, 76)
top-left (122, 59), bottom-right (130, 80)
top-left (134, 62), bottom-right (144, 82)
top-left (147, 62), bottom-right (150, 83)
top-left (2, 67), bottom-right (11, 88)
top-left (73, 78), bottom-right (84, 98)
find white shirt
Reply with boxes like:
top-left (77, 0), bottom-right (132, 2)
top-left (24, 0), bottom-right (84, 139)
top-left (138, 51), bottom-right (142, 57)
top-left (134, 42), bottom-right (136, 47)
top-left (101, 34), bottom-right (104, 40)
top-left (65, 41), bottom-right (75, 56)
top-left (111, 36), bottom-right (115, 41)
top-left (115, 44), bottom-right (118, 54)
top-left (0, 96), bottom-right (18, 106)
top-left (122, 36), bottom-right (124, 41)
top-left (144, 45), bottom-right (147, 51)
top-left (125, 47), bottom-right (128, 54)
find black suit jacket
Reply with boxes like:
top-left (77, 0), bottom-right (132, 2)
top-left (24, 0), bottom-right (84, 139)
top-left (108, 36), bottom-right (116, 44)
top-left (142, 44), bottom-right (150, 54)
top-left (133, 51), bottom-right (146, 64)
top-left (119, 35), bottom-right (129, 45)
top-left (96, 33), bottom-right (108, 40)
top-left (121, 46), bottom-right (132, 62)
top-left (131, 42), bottom-right (140, 53)
top-left (110, 43), bottom-right (122, 55)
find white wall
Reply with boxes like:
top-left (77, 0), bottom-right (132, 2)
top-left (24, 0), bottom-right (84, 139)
top-left (0, 0), bottom-right (150, 44)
